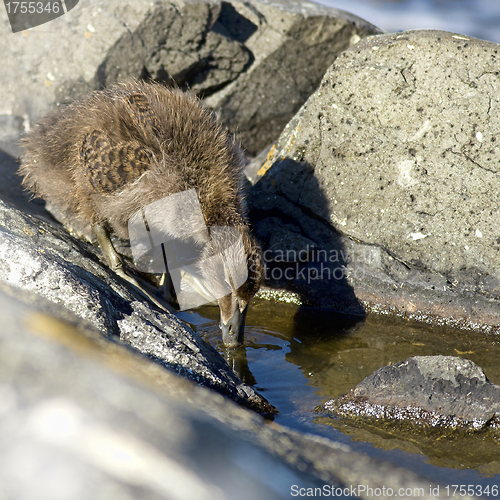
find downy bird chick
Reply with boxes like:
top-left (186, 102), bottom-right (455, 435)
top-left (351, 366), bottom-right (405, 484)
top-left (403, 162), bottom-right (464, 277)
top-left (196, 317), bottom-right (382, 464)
top-left (19, 79), bottom-right (262, 347)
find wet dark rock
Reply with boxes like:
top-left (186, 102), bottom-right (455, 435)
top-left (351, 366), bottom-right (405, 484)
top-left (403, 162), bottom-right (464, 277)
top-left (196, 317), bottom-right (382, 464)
top-left (321, 355), bottom-right (500, 432)
top-left (0, 0), bottom-right (381, 155)
top-left (317, 355), bottom-right (500, 471)
top-left (249, 30), bottom-right (500, 333)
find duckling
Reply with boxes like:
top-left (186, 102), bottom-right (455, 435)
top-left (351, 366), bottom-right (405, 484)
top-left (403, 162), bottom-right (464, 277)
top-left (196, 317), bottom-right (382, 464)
top-left (19, 80), bottom-right (262, 347)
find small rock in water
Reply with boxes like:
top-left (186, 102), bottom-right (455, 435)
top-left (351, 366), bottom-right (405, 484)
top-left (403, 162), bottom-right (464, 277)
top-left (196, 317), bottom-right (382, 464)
top-left (321, 355), bottom-right (500, 432)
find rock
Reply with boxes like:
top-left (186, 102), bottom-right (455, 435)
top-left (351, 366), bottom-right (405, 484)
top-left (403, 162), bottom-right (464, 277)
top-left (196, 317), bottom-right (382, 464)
top-left (249, 30), bottom-right (500, 333)
top-left (0, 285), bottom-right (446, 499)
top-left (0, 152), bottom-right (445, 499)
top-left (322, 355), bottom-right (500, 430)
top-left (0, 284), bottom-right (323, 499)
top-left (0, 115), bottom-right (24, 156)
top-left (0, 150), bottom-right (275, 415)
top-left (0, 0), bottom-right (381, 155)
top-left (318, 355), bottom-right (500, 471)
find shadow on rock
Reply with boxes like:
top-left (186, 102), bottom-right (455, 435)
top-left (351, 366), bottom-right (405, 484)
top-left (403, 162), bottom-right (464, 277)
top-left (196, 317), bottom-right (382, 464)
top-left (0, 149), bottom-right (48, 218)
top-left (248, 157), bottom-right (366, 335)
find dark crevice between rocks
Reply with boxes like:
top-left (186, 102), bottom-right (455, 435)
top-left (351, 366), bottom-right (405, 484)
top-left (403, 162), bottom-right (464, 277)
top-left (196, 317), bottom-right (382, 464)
top-left (211, 2), bottom-right (258, 43)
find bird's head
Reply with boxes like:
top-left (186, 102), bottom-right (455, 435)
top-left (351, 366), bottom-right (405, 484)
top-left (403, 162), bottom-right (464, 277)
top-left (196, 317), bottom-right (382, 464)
top-left (218, 238), bottom-right (262, 347)
top-left (198, 226), bottom-right (263, 347)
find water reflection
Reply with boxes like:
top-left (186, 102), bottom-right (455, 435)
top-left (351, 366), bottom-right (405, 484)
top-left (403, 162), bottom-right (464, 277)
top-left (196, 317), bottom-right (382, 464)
top-left (221, 346), bottom-right (257, 386)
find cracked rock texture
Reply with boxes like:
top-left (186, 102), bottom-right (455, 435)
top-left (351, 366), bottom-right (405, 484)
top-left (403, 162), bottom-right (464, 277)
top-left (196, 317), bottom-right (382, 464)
top-left (0, 149), bottom-right (275, 415)
top-left (0, 0), bottom-right (381, 155)
top-left (249, 30), bottom-right (500, 333)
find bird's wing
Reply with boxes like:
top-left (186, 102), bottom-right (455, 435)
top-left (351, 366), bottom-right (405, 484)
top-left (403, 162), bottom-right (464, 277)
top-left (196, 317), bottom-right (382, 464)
top-left (126, 93), bottom-right (161, 133)
top-left (79, 129), bottom-right (150, 193)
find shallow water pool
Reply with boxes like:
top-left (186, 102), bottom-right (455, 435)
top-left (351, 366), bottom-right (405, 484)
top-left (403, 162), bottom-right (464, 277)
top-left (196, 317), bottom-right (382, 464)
top-left (188, 299), bottom-right (500, 491)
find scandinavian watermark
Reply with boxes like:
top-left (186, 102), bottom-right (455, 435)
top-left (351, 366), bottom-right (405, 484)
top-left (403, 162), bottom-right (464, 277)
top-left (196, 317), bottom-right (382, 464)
top-left (262, 262), bottom-right (365, 284)
top-left (261, 245), bottom-right (376, 285)
top-left (3, 1), bottom-right (79, 33)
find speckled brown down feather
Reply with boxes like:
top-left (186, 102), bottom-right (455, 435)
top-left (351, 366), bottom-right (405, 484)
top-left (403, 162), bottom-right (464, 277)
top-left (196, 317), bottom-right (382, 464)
top-left (19, 79), bottom-right (263, 347)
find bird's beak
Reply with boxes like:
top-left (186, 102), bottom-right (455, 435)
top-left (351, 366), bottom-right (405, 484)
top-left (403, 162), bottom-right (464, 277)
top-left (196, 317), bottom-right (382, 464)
top-left (220, 299), bottom-right (249, 348)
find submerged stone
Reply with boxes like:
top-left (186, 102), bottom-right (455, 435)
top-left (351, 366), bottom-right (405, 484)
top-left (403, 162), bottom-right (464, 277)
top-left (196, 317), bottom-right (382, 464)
top-left (317, 355), bottom-right (500, 470)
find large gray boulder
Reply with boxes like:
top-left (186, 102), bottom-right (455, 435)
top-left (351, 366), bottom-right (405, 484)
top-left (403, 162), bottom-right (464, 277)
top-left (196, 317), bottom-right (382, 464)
top-left (0, 286), bottom-right (450, 499)
top-left (0, 0), bottom-right (381, 155)
top-left (249, 30), bottom-right (500, 333)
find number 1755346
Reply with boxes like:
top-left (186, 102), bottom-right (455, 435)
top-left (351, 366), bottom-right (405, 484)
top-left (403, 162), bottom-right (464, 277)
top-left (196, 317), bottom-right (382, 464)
top-left (445, 484), bottom-right (499, 497)
top-left (5, 2), bottom-right (61, 14)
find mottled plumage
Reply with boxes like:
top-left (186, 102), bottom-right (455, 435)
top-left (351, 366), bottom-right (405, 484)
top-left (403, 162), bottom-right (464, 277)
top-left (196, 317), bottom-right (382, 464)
top-left (19, 79), bottom-right (262, 346)
top-left (79, 130), bottom-right (151, 193)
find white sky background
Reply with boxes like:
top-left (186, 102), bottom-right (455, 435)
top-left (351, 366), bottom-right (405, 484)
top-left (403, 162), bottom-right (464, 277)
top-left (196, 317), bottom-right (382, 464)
top-left (315, 0), bottom-right (500, 43)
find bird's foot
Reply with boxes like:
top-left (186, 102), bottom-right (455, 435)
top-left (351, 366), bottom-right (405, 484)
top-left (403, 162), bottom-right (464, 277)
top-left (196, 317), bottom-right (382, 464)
top-left (114, 267), bottom-right (177, 314)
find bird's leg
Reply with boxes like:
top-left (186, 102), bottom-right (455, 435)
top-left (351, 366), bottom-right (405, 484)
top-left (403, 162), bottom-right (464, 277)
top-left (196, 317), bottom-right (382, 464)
top-left (159, 269), bottom-right (177, 305)
top-left (92, 223), bottom-right (176, 314)
top-left (158, 243), bottom-right (178, 307)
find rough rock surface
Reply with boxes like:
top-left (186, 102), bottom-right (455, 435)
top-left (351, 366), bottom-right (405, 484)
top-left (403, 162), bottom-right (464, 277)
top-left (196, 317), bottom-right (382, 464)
top-left (316, 355), bottom-right (500, 472)
top-left (0, 0), bottom-right (381, 155)
top-left (0, 285), bottom-right (450, 499)
top-left (0, 150), bottom-right (275, 415)
top-left (0, 152), bottom-right (447, 499)
top-left (321, 355), bottom-right (500, 432)
top-left (249, 30), bottom-right (500, 332)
